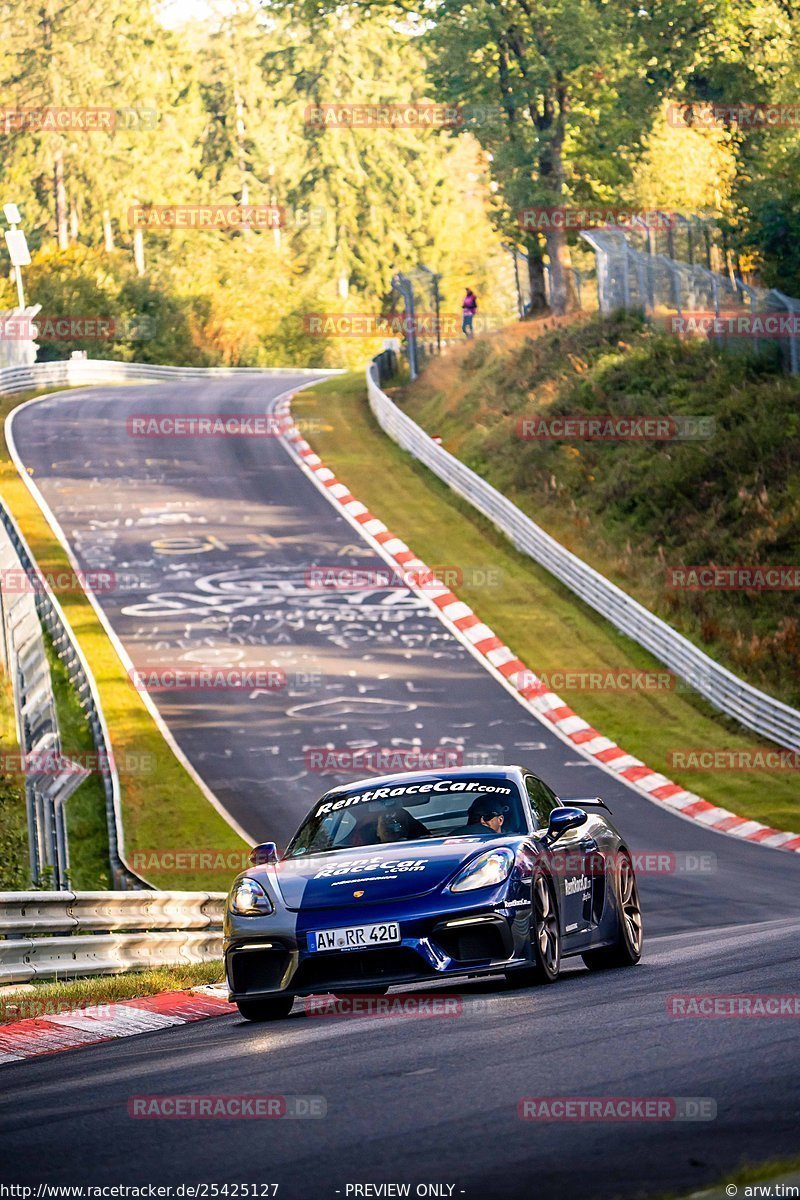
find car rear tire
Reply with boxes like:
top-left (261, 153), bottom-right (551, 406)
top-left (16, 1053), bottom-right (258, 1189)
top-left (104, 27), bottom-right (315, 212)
top-left (507, 869), bottom-right (561, 986)
top-left (236, 995), bottom-right (294, 1022)
top-left (581, 849), bottom-right (643, 970)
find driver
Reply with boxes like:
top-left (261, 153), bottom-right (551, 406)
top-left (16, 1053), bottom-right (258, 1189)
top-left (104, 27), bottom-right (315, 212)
top-left (462, 797), bottom-right (509, 836)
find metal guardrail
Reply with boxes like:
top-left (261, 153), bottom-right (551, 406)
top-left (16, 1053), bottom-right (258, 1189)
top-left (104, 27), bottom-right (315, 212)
top-left (0, 499), bottom-right (147, 890)
top-left (0, 358), bottom-right (337, 398)
top-left (0, 891), bottom-right (225, 984)
top-left (0, 518), bottom-right (90, 888)
top-left (366, 363), bottom-right (800, 752)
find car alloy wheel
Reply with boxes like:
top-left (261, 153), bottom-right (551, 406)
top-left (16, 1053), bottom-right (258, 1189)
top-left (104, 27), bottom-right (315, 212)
top-left (507, 868), bottom-right (561, 986)
top-left (582, 849), bottom-right (643, 970)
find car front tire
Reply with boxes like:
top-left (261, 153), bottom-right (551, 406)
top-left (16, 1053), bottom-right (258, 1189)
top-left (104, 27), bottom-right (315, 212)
top-left (582, 849), bottom-right (643, 970)
top-left (236, 995), bottom-right (295, 1022)
top-left (507, 869), bottom-right (561, 986)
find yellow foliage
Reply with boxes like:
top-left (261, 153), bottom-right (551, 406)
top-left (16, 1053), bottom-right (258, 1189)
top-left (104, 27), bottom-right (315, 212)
top-left (631, 103), bottom-right (737, 216)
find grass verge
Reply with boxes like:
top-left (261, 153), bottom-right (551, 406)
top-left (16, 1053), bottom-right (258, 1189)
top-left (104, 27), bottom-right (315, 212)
top-left (293, 373), bottom-right (798, 833)
top-left (713, 1156), bottom-right (800, 1188)
top-left (1, 387), bottom-right (248, 890)
top-left (0, 665), bottom-right (29, 890)
top-left (0, 960), bottom-right (224, 1024)
top-left (668, 1155), bottom-right (800, 1199)
top-left (402, 314), bottom-right (800, 709)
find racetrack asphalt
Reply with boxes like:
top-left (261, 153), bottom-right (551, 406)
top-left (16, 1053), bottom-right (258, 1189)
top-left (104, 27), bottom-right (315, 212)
top-left (4, 376), bottom-right (800, 1196)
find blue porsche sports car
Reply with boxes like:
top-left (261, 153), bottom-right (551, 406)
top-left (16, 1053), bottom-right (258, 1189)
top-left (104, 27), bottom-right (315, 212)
top-left (224, 765), bottom-right (643, 1020)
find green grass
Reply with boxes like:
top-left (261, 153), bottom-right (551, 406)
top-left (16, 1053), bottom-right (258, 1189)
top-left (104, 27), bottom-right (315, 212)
top-left (0, 668), bottom-right (29, 890)
top-left (714, 1156), bottom-right (800, 1187)
top-left (293, 372), bottom-right (798, 833)
top-left (402, 313), bottom-right (800, 709)
top-left (668, 1155), bottom-right (800, 1199)
top-left (0, 960), bottom-right (224, 1024)
top-left (1, 387), bottom-right (248, 890)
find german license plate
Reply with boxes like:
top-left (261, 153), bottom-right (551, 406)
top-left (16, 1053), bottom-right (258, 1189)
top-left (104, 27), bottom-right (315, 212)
top-left (308, 922), bottom-right (401, 952)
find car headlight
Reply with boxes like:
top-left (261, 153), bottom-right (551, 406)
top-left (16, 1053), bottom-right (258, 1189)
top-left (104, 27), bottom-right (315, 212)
top-left (449, 847), bottom-right (515, 893)
top-left (229, 877), bottom-right (274, 915)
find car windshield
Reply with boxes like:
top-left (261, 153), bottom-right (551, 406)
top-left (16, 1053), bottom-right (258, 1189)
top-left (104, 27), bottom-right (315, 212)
top-left (285, 778), bottom-right (526, 857)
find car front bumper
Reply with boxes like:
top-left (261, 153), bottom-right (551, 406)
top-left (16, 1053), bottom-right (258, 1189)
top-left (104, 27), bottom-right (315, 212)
top-left (224, 893), bottom-right (533, 1000)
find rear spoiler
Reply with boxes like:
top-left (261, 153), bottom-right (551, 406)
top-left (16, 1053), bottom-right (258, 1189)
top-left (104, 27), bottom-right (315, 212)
top-left (563, 796), bottom-right (612, 814)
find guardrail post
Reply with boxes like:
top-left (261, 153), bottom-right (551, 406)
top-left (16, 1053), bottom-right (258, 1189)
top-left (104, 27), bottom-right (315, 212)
top-left (392, 272), bottom-right (418, 380)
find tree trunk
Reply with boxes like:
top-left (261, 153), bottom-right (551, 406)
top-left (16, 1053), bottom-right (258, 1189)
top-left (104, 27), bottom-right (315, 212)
top-left (54, 148), bottom-right (69, 250)
top-left (102, 209), bottom-right (115, 252)
top-left (43, 3), bottom-right (69, 252)
top-left (544, 227), bottom-right (577, 315)
top-left (536, 83), bottom-right (578, 315)
top-left (526, 244), bottom-right (548, 312)
top-left (133, 227), bottom-right (145, 276)
top-left (69, 199), bottom-right (79, 242)
top-left (234, 83), bottom-right (249, 209)
top-left (229, 21), bottom-right (250, 213)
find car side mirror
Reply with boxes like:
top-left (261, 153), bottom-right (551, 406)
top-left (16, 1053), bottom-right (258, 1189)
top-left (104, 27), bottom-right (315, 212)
top-left (545, 806), bottom-right (588, 843)
top-left (249, 841), bottom-right (279, 866)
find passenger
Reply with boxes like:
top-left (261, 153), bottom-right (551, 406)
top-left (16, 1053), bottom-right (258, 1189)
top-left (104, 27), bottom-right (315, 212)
top-left (376, 805), bottom-right (430, 843)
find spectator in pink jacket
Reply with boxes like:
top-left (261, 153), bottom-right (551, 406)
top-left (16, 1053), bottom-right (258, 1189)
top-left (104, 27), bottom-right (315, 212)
top-left (462, 288), bottom-right (477, 338)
